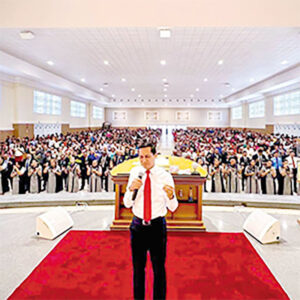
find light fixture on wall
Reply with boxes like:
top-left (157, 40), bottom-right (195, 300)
top-left (20, 30), bottom-right (35, 40)
top-left (159, 28), bottom-right (171, 38)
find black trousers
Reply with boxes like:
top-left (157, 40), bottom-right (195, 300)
top-left (292, 168), bottom-right (297, 193)
top-left (130, 216), bottom-right (167, 300)
top-left (276, 170), bottom-right (284, 195)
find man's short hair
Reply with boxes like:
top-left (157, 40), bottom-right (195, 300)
top-left (138, 142), bottom-right (157, 155)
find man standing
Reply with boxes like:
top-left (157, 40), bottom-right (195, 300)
top-left (286, 150), bottom-right (299, 194)
top-left (272, 151), bottom-right (283, 194)
top-left (124, 143), bottom-right (178, 300)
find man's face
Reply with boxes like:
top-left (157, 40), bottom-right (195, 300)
top-left (139, 147), bottom-right (156, 170)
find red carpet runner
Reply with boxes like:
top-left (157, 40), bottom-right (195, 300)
top-left (10, 231), bottom-right (288, 299)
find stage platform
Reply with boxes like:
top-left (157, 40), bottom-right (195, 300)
top-left (0, 191), bottom-right (299, 209)
top-left (1, 205), bottom-right (299, 299)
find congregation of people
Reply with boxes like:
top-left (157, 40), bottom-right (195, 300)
top-left (0, 128), bottom-right (161, 195)
top-left (1, 126), bottom-right (299, 197)
top-left (173, 128), bottom-right (300, 195)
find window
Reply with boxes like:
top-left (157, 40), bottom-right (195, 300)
top-left (274, 91), bottom-right (300, 116)
top-left (249, 100), bottom-right (265, 118)
top-left (231, 106), bottom-right (242, 120)
top-left (93, 106), bottom-right (104, 119)
top-left (70, 100), bottom-right (86, 118)
top-left (33, 90), bottom-right (61, 115)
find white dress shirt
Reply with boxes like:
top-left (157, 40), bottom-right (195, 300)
top-left (123, 165), bottom-right (178, 220)
top-left (286, 156), bottom-right (299, 169)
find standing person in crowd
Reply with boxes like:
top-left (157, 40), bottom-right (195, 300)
top-left (44, 158), bottom-right (63, 193)
top-left (66, 156), bottom-right (81, 193)
top-left (100, 148), bottom-right (112, 192)
top-left (271, 151), bottom-right (283, 194)
top-left (28, 159), bottom-right (42, 194)
top-left (76, 149), bottom-right (87, 191)
top-left (11, 161), bottom-right (26, 195)
top-left (239, 150), bottom-right (250, 191)
top-left (210, 158), bottom-right (225, 193)
top-left (260, 160), bottom-right (277, 194)
top-left (225, 158), bottom-right (241, 193)
top-left (197, 157), bottom-right (208, 192)
top-left (112, 149), bottom-right (125, 167)
top-left (280, 160), bottom-right (293, 195)
top-left (24, 153), bottom-right (32, 193)
top-left (252, 148), bottom-right (268, 168)
top-left (286, 150), bottom-right (299, 194)
top-left (60, 153), bottom-right (69, 190)
top-left (0, 156), bottom-right (9, 195)
top-left (87, 159), bottom-right (102, 192)
top-left (245, 159), bottom-right (260, 194)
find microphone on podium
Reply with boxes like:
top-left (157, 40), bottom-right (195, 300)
top-left (132, 171), bottom-right (144, 201)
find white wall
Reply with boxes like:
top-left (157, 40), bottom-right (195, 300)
top-left (105, 107), bottom-right (229, 127)
top-left (0, 81), bottom-right (15, 129)
top-left (0, 81), bottom-right (105, 129)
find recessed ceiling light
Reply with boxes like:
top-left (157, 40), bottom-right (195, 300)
top-left (47, 61), bottom-right (54, 66)
top-left (164, 94), bottom-right (167, 98)
top-left (203, 78), bottom-right (208, 82)
top-left (100, 88), bottom-right (104, 91)
top-left (162, 78), bottom-right (167, 82)
top-left (19, 30), bottom-right (35, 40)
top-left (104, 60), bottom-right (109, 65)
top-left (121, 78), bottom-right (126, 82)
top-left (81, 78), bottom-right (86, 82)
top-left (195, 88), bottom-right (199, 92)
top-left (218, 60), bottom-right (224, 65)
top-left (249, 78), bottom-right (255, 83)
top-left (160, 60), bottom-right (166, 65)
top-left (138, 94), bottom-right (141, 98)
top-left (163, 88), bottom-right (167, 92)
top-left (112, 94), bottom-right (115, 98)
top-left (281, 60), bottom-right (288, 65)
top-left (159, 28), bottom-right (171, 38)
top-left (131, 88), bottom-right (135, 92)
top-left (231, 88), bottom-right (235, 92)
top-left (190, 94), bottom-right (194, 98)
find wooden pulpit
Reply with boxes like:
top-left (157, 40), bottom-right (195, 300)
top-left (110, 156), bottom-right (207, 231)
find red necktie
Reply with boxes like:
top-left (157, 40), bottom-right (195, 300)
top-left (144, 170), bottom-right (151, 222)
top-left (292, 158), bottom-right (296, 169)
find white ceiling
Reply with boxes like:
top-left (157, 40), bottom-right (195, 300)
top-left (0, 27), bottom-right (299, 107)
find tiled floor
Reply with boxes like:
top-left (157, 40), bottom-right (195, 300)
top-left (1, 205), bottom-right (299, 299)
